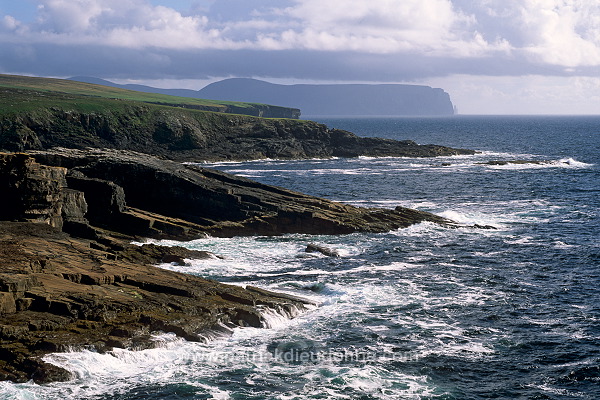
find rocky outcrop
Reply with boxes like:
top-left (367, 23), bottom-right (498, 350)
top-left (0, 153), bottom-right (68, 229)
top-left (0, 148), bottom-right (465, 383)
top-left (30, 148), bottom-right (460, 238)
top-left (305, 243), bottom-right (340, 257)
top-left (0, 221), bottom-right (312, 383)
top-left (0, 102), bottom-right (475, 162)
top-left (0, 151), bottom-right (319, 383)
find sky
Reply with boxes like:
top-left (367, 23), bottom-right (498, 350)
top-left (1, 0), bottom-right (600, 114)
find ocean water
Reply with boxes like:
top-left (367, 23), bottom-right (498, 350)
top-left (3, 116), bottom-right (599, 399)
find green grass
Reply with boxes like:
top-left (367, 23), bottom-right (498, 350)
top-left (0, 74), bottom-right (266, 114)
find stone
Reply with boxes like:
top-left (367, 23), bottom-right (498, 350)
top-left (0, 152), bottom-right (67, 229)
top-left (30, 148), bottom-right (462, 239)
top-left (305, 243), bottom-right (340, 257)
top-left (0, 148), bottom-right (472, 384)
top-left (0, 221), bottom-right (315, 383)
top-left (0, 293), bottom-right (16, 315)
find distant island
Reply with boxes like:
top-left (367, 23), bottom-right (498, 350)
top-left (70, 77), bottom-right (456, 117)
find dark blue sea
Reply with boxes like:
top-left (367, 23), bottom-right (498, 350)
top-left (3, 116), bottom-right (599, 399)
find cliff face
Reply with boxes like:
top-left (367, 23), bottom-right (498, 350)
top-left (0, 153), bottom-right (67, 229)
top-left (0, 104), bottom-right (474, 162)
top-left (198, 78), bottom-right (456, 116)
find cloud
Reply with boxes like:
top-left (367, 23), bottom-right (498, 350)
top-left (1, 0), bottom-right (600, 83)
top-left (516, 0), bottom-right (600, 67)
top-left (272, 0), bottom-right (478, 54)
top-left (25, 0), bottom-right (238, 49)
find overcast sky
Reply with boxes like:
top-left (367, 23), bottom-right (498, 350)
top-left (1, 0), bottom-right (600, 114)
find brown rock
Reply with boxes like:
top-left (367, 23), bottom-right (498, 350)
top-left (0, 221), bottom-right (314, 383)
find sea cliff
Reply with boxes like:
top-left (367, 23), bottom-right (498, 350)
top-left (198, 78), bottom-right (456, 116)
top-left (0, 100), bottom-right (474, 161)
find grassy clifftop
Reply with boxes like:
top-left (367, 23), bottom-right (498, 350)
top-left (0, 74), bottom-right (300, 118)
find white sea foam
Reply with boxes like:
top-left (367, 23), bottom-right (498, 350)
top-left (437, 209), bottom-right (506, 228)
top-left (484, 157), bottom-right (593, 170)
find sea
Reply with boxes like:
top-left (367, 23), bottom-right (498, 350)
top-left (2, 115), bottom-right (599, 399)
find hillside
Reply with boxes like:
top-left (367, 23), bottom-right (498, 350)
top-left (0, 75), bottom-right (474, 161)
top-left (198, 78), bottom-right (456, 116)
top-left (0, 74), bottom-right (300, 119)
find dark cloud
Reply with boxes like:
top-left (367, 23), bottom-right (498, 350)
top-left (2, 41), bottom-right (597, 83)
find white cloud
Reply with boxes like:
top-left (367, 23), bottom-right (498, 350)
top-left (262, 0), bottom-right (509, 56)
top-left (515, 0), bottom-right (600, 67)
top-left (2, 0), bottom-right (512, 56)
top-left (1, 15), bottom-right (20, 31)
top-left (1, 0), bottom-right (600, 89)
top-left (17, 0), bottom-right (235, 49)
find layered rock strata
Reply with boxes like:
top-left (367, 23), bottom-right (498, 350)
top-left (0, 152), bottom-right (315, 383)
top-left (30, 148), bottom-right (459, 238)
top-left (0, 149), bottom-right (462, 384)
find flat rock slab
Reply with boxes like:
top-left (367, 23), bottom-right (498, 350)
top-left (0, 221), bottom-right (313, 383)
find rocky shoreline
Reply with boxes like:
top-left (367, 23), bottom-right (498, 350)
top-left (0, 75), bottom-right (483, 385)
top-left (0, 108), bottom-right (486, 387)
top-left (0, 147), bottom-right (472, 383)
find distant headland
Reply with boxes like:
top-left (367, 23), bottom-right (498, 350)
top-left (69, 76), bottom-right (456, 117)
top-left (198, 78), bottom-right (456, 117)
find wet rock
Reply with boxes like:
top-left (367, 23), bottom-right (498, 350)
top-left (28, 360), bottom-right (72, 384)
top-left (305, 243), bottom-right (340, 257)
top-left (477, 160), bottom-right (547, 166)
top-left (0, 148), bottom-right (468, 384)
top-left (0, 220), bottom-right (315, 383)
top-left (472, 224), bottom-right (497, 230)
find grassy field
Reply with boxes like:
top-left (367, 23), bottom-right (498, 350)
top-left (0, 74), bottom-right (265, 116)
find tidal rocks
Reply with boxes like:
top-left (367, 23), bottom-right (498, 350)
top-left (305, 243), bottom-right (340, 257)
top-left (477, 160), bottom-right (547, 166)
top-left (0, 221), bottom-right (314, 383)
top-left (0, 148), bottom-right (462, 383)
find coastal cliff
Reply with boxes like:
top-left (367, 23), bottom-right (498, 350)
top-left (0, 75), bottom-right (474, 161)
top-left (0, 100), bottom-right (473, 161)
